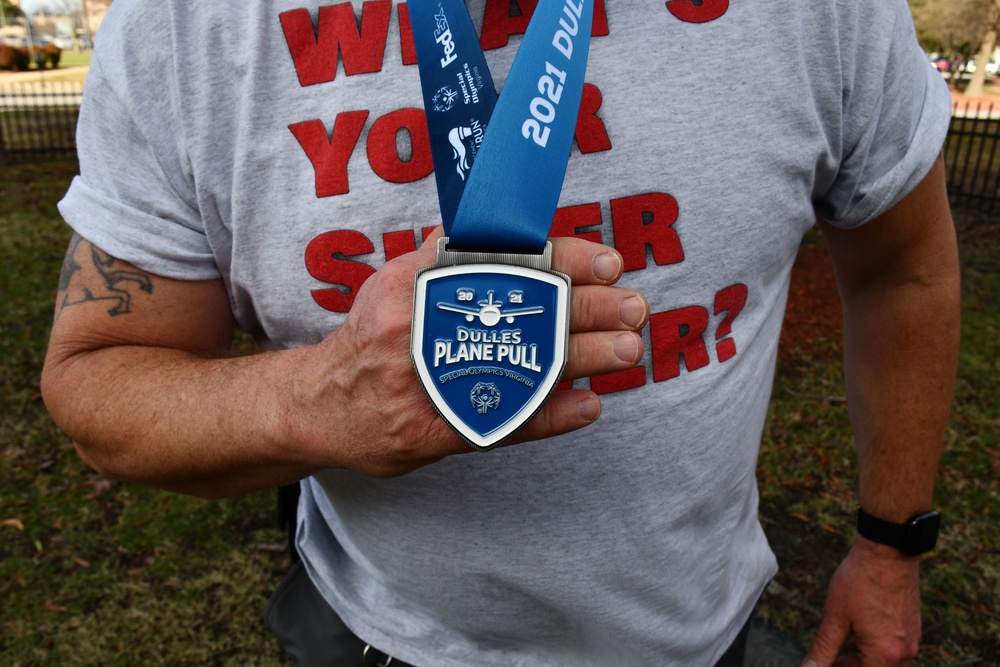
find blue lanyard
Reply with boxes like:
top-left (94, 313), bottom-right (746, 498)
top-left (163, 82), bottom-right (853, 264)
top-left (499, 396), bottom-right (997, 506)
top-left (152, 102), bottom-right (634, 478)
top-left (409, 0), bottom-right (594, 253)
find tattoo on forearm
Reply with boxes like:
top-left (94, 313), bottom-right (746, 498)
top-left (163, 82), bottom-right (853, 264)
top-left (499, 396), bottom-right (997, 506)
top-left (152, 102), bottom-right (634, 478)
top-left (57, 234), bottom-right (154, 316)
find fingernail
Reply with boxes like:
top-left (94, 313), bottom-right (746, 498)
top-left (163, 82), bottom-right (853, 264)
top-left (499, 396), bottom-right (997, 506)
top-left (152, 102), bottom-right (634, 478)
top-left (801, 661), bottom-right (819, 667)
top-left (612, 333), bottom-right (639, 364)
top-left (592, 252), bottom-right (621, 282)
top-left (579, 397), bottom-right (601, 422)
top-left (618, 296), bottom-right (646, 329)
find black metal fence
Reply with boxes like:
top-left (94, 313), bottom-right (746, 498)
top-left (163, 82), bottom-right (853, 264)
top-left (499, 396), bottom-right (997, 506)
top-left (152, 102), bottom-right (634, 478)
top-left (945, 100), bottom-right (1000, 215)
top-left (4, 84), bottom-right (1000, 215)
top-left (0, 82), bottom-right (82, 165)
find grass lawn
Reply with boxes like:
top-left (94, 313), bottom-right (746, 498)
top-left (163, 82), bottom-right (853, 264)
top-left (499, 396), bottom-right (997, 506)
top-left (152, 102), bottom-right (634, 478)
top-left (19, 49), bottom-right (91, 70)
top-left (56, 50), bottom-right (92, 69)
top-left (1, 161), bottom-right (997, 665)
top-left (0, 50), bottom-right (90, 84)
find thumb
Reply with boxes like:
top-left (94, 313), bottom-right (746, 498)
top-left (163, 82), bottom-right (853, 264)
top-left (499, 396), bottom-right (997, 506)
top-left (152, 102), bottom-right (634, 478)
top-left (383, 225), bottom-right (443, 275)
top-left (802, 611), bottom-right (851, 667)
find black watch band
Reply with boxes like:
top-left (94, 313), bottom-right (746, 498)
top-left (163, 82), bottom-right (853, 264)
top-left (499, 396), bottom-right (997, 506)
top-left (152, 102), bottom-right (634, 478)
top-left (856, 508), bottom-right (941, 556)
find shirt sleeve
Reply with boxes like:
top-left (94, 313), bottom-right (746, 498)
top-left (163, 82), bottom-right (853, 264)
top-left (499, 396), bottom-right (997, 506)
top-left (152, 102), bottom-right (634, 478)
top-left (57, 49), bottom-right (221, 280)
top-left (814, 1), bottom-right (952, 229)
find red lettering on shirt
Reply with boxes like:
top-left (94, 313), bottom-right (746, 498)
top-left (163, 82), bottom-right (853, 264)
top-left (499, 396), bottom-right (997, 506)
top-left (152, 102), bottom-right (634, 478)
top-left (591, 0), bottom-right (611, 37)
top-left (611, 193), bottom-right (684, 272)
top-left (481, 0), bottom-right (609, 50)
top-left (382, 227), bottom-right (438, 261)
top-left (591, 366), bottom-right (647, 394)
top-left (383, 230), bottom-right (419, 261)
top-left (397, 4), bottom-right (418, 66)
top-left (278, 4), bottom-right (750, 400)
top-left (575, 84), bottom-right (612, 155)
top-left (280, 1), bottom-right (392, 87)
top-left (481, 0), bottom-right (539, 50)
top-left (305, 230), bottom-right (377, 312)
top-left (650, 306), bottom-right (711, 381)
top-left (714, 283), bottom-right (747, 363)
top-left (289, 111), bottom-right (370, 198)
top-left (665, 0), bottom-right (729, 24)
top-left (366, 108), bottom-right (434, 184)
top-left (551, 202), bottom-right (603, 243)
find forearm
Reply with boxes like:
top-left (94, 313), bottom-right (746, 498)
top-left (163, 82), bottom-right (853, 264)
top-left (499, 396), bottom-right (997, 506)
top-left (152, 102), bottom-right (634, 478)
top-left (43, 343), bottom-right (318, 498)
top-left (840, 269), bottom-right (959, 520)
top-left (824, 158), bottom-right (961, 522)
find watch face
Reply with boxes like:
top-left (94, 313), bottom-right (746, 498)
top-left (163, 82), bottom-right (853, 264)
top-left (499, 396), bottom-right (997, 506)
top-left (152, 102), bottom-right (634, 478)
top-left (905, 512), bottom-right (941, 555)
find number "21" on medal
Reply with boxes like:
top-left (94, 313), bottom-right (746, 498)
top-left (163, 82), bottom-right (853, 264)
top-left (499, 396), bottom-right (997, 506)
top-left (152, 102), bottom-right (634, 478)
top-left (522, 62), bottom-right (567, 148)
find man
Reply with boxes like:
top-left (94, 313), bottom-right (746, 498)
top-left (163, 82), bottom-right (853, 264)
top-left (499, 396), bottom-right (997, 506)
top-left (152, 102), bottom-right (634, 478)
top-left (41, 1), bottom-right (960, 665)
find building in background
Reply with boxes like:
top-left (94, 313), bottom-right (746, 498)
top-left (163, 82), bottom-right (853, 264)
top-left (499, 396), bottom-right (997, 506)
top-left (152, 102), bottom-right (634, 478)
top-left (1, 0), bottom-right (112, 49)
top-left (79, 0), bottom-right (110, 44)
top-left (0, 0), bottom-right (27, 45)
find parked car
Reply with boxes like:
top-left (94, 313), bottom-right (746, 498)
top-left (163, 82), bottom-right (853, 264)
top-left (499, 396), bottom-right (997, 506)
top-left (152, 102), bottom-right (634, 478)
top-left (52, 35), bottom-right (74, 50)
top-left (0, 35), bottom-right (28, 48)
top-left (961, 56), bottom-right (998, 78)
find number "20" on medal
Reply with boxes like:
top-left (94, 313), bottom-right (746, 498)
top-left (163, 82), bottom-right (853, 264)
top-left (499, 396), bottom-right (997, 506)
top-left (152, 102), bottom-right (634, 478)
top-left (521, 62), bottom-right (568, 148)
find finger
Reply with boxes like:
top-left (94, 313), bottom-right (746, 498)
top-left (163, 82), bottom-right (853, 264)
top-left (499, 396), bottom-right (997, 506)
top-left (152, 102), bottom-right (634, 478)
top-left (514, 388), bottom-right (602, 443)
top-left (563, 330), bottom-right (644, 381)
top-left (409, 225), bottom-right (444, 266)
top-left (802, 612), bottom-right (852, 667)
top-left (549, 236), bottom-right (624, 286)
top-left (420, 232), bottom-right (622, 287)
top-left (419, 225), bottom-right (445, 247)
top-left (378, 226), bottom-right (444, 283)
top-left (570, 285), bottom-right (649, 333)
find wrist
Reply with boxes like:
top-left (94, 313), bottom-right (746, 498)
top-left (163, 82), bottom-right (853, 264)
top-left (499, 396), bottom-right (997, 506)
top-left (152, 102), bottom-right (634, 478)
top-left (274, 329), bottom-right (370, 471)
top-left (263, 343), bottom-right (340, 469)
top-left (855, 507), bottom-right (940, 557)
top-left (851, 533), bottom-right (921, 562)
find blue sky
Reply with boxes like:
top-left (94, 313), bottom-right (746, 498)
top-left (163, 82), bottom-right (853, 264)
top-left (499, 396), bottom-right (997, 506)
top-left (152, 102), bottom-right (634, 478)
top-left (18, 1), bottom-right (71, 15)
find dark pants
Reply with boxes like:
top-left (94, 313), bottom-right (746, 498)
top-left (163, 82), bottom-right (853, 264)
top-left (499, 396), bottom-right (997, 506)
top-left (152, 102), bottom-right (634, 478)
top-left (265, 561), bottom-right (751, 667)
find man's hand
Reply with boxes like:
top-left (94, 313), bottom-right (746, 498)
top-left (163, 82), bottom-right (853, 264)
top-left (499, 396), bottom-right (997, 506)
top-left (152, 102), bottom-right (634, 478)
top-left (279, 229), bottom-right (648, 477)
top-left (802, 537), bottom-right (922, 667)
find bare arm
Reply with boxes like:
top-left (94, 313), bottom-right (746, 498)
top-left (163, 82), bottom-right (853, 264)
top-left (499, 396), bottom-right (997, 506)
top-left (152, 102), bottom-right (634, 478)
top-left (42, 233), bottom-right (305, 496)
top-left (803, 157), bottom-right (960, 666)
top-left (42, 231), bottom-right (648, 498)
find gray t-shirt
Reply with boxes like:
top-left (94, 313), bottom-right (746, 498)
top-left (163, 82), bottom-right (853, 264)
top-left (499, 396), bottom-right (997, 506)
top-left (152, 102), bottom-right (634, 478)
top-left (60, 1), bottom-right (950, 664)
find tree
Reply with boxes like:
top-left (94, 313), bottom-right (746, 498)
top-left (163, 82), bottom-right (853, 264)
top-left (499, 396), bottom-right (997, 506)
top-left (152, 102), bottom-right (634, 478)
top-left (910, 0), bottom-right (1000, 96)
top-left (1, 0), bottom-right (25, 23)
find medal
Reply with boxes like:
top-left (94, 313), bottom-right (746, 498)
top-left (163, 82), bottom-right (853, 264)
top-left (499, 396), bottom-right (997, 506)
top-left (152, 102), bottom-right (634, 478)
top-left (409, 0), bottom-right (594, 450)
top-left (412, 240), bottom-right (570, 450)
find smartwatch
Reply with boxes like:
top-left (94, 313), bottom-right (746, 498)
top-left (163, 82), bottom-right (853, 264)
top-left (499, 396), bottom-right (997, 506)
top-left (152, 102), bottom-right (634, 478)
top-left (856, 508), bottom-right (941, 556)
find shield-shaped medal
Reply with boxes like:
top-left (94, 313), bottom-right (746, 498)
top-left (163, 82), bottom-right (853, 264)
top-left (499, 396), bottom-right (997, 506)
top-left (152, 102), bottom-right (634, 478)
top-left (412, 241), bottom-right (570, 451)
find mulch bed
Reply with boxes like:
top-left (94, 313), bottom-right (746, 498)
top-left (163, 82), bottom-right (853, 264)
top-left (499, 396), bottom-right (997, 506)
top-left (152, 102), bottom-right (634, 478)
top-left (779, 237), bottom-right (843, 368)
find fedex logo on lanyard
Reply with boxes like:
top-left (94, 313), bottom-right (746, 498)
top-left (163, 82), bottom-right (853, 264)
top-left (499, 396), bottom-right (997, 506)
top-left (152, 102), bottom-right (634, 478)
top-left (410, 0), bottom-right (593, 450)
top-left (432, 7), bottom-right (459, 67)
